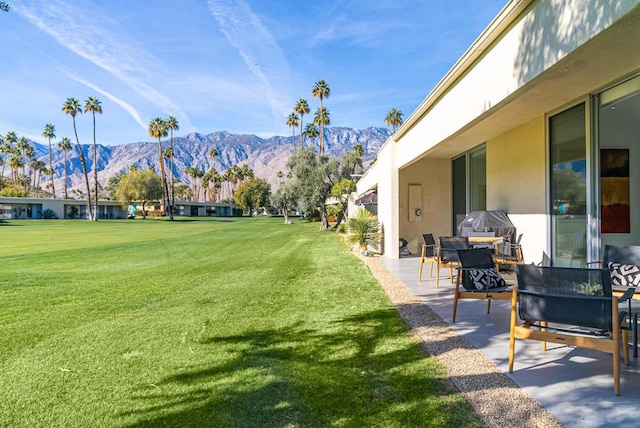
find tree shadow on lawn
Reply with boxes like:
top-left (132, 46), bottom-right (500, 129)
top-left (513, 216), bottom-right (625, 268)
top-left (0, 221), bottom-right (23, 226)
top-left (120, 309), bottom-right (474, 427)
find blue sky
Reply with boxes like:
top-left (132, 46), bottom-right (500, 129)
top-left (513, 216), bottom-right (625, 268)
top-left (0, 0), bottom-right (507, 146)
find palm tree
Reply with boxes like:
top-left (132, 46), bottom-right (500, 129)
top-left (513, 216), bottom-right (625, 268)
top-left (208, 147), bottom-right (219, 168)
top-left (16, 137), bottom-right (32, 194)
top-left (312, 80), bottom-right (330, 155)
top-left (8, 150), bottom-right (23, 187)
top-left (62, 97), bottom-right (93, 221)
top-left (184, 166), bottom-right (204, 201)
top-left (166, 116), bottom-right (179, 212)
top-left (0, 140), bottom-right (9, 187)
top-left (163, 145), bottom-right (173, 200)
top-left (240, 164), bottom-right (253, 185)
top-left (294, 98), bottom-right (310, 148)
top-left (303, 123), bottom-right (318, 150)
top-left (42, 123), bottom-right (56, 198)
top-left (85, 97), bottom-right (102, 220)
top-left (2, 131), bottom-right (17, 186)
top-left (30, 159), bottom-right (46, 197)
top-left (313, 107), bottom-right (330, 154)
top-left (385, 108), bottom-right (403, 133)
top-left (286, 113), bottom-right (299, 151)
top-left (148, 117), bottom-right (171, 219)
top-left (57, 137), bottom-right (72, 198)
top-left (212, 170), bottom-right (222, 202)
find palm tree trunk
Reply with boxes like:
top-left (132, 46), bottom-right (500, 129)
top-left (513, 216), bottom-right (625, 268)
top-left (169, 134), bottom-right (175, 214)
top-left (319, 97), bottom-right (324, 156)
top-left (92, 113), bottom-right (99, 221)
top-left (48, 139), bottom-right (56, 198)
top-left (299, 116), bottom-right (304, 149)
top-left (63, 151), bottom-right (68, 199)
top-left (157, 137), bottom-right (171, 219)
top-left (72, 118), bottom-right (93, 221)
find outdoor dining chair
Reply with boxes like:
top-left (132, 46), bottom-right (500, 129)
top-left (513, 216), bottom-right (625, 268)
top-left (603, 244), bottom-right (640, 358)
top-left (417, 233), bottom-right (437, 281)
top-left (435, 236), bottom-right (470, 288)
top-left (492, 233), bottom-right (524, 270)
top-left (509, 264), bottom-right (634, 395)
top-left (452, 248), bottom-right (512, 322)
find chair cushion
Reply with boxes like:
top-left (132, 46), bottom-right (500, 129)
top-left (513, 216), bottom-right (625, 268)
top-left (468, 268), bottom-right (506, 291)
top-left (609, 262), bottom-right (640, 287)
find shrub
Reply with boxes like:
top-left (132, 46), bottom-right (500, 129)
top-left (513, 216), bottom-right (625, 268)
top-left (347, 209), bottom-right (381, 253)
top-left (42, 209), bottom-right (58, 219)
top-left (67, 206), bottom-right (79, 219)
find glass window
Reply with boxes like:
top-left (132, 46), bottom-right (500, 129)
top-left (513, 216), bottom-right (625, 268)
top-left (550, 103), bottom-right (587, 266)
top-left (452, 155), bottom-right (467, 233)
top-left (469, 148), bottom-right (487, 212)
top-left (452, 147), bottom-right (486, 234)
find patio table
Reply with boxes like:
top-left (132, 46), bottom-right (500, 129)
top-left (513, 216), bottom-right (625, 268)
top-left (467, 236), bottom-right (504, 253)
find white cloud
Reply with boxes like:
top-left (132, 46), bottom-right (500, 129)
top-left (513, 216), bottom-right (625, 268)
top-left (61, 69), bottom-right (148, 131)
top-left (207, 0), bottom-right (293, 121)
top-left (13, 0), bottom-right (196, 130)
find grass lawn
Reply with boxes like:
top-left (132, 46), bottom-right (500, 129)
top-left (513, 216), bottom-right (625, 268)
top-left (0, 217), bottom-right (483, 427)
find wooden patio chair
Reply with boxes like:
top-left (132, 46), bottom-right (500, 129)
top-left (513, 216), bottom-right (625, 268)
top-left (417, 233), bottom-right (437, 281)
top-left (492, 233), bottom-right (524, 270)
top-left (509, 264), bottom-right (634, 395)
top-left (452, 248), bottom-right (512, 322)
top-left (603, 244), bottom-right (640, 358)
top-left (435, 236), bottom-right (469, 288)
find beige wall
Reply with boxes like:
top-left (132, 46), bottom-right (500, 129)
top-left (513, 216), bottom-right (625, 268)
top-left (487, 116), bottom-right (548, 264)
top-left (487, 116), bottom-right (546, 214)
top-left (399, 159), bottom-right (452, 255)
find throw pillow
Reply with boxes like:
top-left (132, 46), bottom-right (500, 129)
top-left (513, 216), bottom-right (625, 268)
top-left (608, 262), bottom-right (640, 287)
top-left (468, 268), bottom-right (506, 291)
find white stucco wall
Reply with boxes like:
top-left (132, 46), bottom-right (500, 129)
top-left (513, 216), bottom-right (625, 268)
top-left (359, 0), bottom-right (640, 259)
top-left (396, 0), bottom-right (639, 168)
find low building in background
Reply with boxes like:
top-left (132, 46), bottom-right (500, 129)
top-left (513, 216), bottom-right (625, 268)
top-left (0, 197), bottom-right (237, 219)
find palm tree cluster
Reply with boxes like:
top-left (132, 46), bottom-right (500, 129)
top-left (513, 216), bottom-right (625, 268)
top-left (286, 80), bottom-right (330, 155)
top-left (147, 116), bottom-right (179, 220)
top-left (1, 96), bottom-right (108, 219)
top-left (60, 97), bottom-right (103, 221)
top-left (182, 162), bottom-right (254, 204)
top-left (0, 130), bottom-right (65, 199)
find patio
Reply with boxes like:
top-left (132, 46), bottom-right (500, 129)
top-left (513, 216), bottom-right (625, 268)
top-left (376, 256), bottom-right (640, 428)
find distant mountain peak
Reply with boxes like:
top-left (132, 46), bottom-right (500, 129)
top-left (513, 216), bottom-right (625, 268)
top-left (30, 126), bottom-right (392, 193)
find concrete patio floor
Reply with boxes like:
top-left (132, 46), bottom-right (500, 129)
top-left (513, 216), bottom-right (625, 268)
top-left (377, 256), bottom-right (640, 428)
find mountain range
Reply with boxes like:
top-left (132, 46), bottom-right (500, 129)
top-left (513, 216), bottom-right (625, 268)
top-left (24, 127), bottom-right (392, 195)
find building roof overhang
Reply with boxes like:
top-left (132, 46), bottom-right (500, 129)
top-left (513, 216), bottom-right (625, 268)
top-left (394, 1), bottom-right (640, 163)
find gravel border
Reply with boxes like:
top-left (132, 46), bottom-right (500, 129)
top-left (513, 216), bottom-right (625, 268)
top-left (356, 254), bottom-right (564, 428)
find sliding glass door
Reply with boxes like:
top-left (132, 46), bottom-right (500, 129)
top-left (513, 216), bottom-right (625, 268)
top-left (549, 103), bottom-right (587, 266)
top-left (452, 146), bottom-right (486, 234)
top-left (596, 74), bottom-right (640, 251)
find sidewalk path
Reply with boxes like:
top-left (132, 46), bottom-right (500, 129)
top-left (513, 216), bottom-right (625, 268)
top-left (358, 254), bottom-right (563, 428)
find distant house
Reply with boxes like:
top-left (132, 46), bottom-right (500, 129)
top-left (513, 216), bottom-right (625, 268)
top-left (356, 0), bottom-right (640, 263)
top-left (173, 200), bottom-right (237, 217)
top-left (0, 197), bottom-right (237, 219)
top-left (0, 197), bottom-right (128, 219)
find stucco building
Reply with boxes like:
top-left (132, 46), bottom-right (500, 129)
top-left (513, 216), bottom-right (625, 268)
top-left (357, 0), bottom-right (640, 265)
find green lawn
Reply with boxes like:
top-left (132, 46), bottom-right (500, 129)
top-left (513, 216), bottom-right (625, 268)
top-left (0, 217), bottom-right (482, 427)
